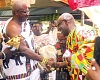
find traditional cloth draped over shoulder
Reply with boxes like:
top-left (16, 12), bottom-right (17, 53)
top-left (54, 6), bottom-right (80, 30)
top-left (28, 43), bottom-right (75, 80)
top-left (67, 26), bottom-right (100, 80)
top-left (6, 35), bottom-right (23, 50)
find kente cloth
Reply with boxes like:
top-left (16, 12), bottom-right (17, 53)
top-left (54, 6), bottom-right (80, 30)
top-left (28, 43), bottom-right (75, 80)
top-left (66, 26), bottom-right (100, 80)
top-left (34, 34), bottom-right (55, 47)
top-left (2, 20), bottom-right (40, 80)
top-left (6, 35), bottom-right (22, 50)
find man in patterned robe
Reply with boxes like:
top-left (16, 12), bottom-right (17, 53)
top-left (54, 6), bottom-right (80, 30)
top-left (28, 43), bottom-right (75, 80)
top-left (56, 12), bottom-right (99, 80)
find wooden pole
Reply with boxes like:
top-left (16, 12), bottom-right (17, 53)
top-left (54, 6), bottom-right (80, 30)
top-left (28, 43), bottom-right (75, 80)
top-left (81, 11), bottom-right (84, 26)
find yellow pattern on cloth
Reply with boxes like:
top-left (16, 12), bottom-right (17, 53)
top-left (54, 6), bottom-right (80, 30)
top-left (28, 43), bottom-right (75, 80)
top-left (6, 35), bottom-right (23, 49)
top-left (66, 26), bottom-right (99, 80)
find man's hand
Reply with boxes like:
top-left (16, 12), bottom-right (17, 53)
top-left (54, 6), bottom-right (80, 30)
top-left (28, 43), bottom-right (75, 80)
top-left (3, 47), bottom-right (13, 59)
top-left (63, 49), bottom-right (71, 66)
top-left (19, 38), bottom-right (28, 53)
top-left (46, 58), bottom-right (56, 71)
top-left (86, 58), bottom-right (100, 80)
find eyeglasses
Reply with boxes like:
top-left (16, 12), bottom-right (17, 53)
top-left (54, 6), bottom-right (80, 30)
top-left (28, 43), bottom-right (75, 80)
top-left (57, 19), bottom-right (66, 27)
top-left (57, 19), bottom-right (67, 31)
top-left (33, 26), bottom-right (38, 27)
top-left (17, 10), bottom-right (30, 14)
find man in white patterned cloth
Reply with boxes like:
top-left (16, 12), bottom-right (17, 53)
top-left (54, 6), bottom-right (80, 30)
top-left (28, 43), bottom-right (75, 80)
top-left (1, 0), bottom-right (54, 80)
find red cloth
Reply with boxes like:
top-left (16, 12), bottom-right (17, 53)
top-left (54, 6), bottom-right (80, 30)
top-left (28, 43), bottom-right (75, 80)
top-left (68, 0), bottom-right (100, 10)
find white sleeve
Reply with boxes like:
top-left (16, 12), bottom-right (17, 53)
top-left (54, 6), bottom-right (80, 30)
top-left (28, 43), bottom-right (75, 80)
top-left (63, 49), bottom-right (71, 58)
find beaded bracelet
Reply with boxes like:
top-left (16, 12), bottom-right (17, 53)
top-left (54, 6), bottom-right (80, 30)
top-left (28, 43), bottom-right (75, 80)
top-left (1, 51), bottom-right (6, 60)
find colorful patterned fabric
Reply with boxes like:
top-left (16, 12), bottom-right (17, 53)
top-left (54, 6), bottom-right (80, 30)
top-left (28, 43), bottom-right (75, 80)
top-left (67, 26), bottom-right (99, 80)
top-left (6, 63), bottom-right (39, 79)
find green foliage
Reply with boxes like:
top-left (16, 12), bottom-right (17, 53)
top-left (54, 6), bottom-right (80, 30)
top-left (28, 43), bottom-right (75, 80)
top-left (39, 14), bottom-right (60, 21)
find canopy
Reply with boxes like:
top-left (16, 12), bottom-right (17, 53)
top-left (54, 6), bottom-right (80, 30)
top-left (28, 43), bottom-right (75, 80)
top-left (0, 0), bottom-right (35, 8)
top-left (63, 0), bottom-right (100, 11)
top-left (80, 6), bottom-right (100, 27)
top-left (60, 0), bottom-right (100, 27)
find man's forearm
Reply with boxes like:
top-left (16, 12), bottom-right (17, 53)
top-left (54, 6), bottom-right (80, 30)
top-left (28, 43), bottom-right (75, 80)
top-left (22, 48), bottom-right (44, 62)
top-left (55, 61), bottom-right (67, 68)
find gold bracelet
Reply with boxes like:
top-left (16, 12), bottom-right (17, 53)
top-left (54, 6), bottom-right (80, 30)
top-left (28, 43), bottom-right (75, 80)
top-left (41, 57), bottom-right (48, 66)
top-left (41, 57), bottom-right (55, 71)
top-left (50, 68), bottom-right (55, 71)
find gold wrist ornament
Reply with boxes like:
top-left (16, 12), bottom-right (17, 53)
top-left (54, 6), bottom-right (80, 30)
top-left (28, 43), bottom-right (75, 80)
top-left (41, 57), bottom-right (48, 66)
top-left (41, 57), bottom-right (55, 71)
top-left (50, 67), bottom-right (55, 71)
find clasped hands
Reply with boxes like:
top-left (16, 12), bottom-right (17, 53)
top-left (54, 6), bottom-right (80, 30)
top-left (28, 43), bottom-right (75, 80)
top-left (41, 58), bottom-right (56, 73)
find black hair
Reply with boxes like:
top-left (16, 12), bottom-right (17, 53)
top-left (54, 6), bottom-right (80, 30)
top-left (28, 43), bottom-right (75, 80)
top-left (50, 20), bottom-right (56, 24)
top-left (33, 22), bottom-right (43, 27)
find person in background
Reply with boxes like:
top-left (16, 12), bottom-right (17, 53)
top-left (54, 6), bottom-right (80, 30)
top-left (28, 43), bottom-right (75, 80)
top-left (54, 12), bottom-right (99, 80)
top-left (56, 32), bottom-right (67, 54)
top-left (45, 20), bottom-right (58, 44)
top-left (55, 32), bottom-right (70, 80)
top-left (32, 22), bottom-right (55, 48)
top-left (86, 58), bottom-right (100, 80)
top-left (1, 1), bottom-right (54, 80)
top-left (32, 22), bottom-right (56, 80)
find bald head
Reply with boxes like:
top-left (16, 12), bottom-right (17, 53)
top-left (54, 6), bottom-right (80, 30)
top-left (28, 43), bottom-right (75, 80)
top-left (12, 0), bottom-right (28, 15)
top-left (57, 12), bottom-right (74, 26)
top-left (57, 12), bottom-right (76, 36)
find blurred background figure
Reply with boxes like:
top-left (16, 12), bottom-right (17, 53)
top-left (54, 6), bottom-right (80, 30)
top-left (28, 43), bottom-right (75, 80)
top-left (45, 20), bottom-right (58, 44)
top-left (55, 32), bottom-right (70, 80)
top-left (32, 22), bottom-right (57, 80)
top-left (32, 22), bottom-right (55, 48)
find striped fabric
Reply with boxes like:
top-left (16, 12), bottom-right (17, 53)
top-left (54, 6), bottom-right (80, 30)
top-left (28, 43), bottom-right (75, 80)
top-left (6, 63), bottom-right (38, 79)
